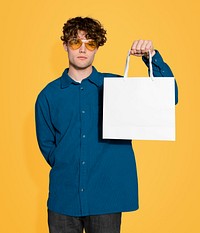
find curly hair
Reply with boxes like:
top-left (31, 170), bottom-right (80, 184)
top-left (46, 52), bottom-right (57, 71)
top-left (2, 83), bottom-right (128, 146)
top-left (60, 17), bottom-right (107, 47)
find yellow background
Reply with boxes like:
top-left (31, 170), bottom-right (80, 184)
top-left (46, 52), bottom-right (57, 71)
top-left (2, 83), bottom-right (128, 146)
top-left (1, 0), bottom-right (199, 232)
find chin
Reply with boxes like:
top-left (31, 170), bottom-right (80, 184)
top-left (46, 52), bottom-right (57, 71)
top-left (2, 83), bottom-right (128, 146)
top-left (74, 63), bottom-right (92, 70)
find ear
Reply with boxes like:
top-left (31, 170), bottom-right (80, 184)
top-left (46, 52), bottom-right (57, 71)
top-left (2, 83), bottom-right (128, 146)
top-left (63, 43), bottom-right (68, 52)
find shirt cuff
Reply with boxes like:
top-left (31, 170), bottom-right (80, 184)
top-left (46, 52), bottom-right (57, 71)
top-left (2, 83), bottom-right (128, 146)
top-left (142, 50), bottom-right (164, 67)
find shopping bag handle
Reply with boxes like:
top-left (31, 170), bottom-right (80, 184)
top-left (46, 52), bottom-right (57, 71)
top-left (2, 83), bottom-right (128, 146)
top-left (124, 50), bottom-right (154, 80)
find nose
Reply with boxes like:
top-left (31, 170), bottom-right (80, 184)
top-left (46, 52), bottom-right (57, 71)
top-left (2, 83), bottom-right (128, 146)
top-left (79, 42), bottom-right (86, 53)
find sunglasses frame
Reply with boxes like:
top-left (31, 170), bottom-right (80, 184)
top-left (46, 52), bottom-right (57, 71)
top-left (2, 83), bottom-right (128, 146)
top-left (68, 38), bottom-right (97, 51)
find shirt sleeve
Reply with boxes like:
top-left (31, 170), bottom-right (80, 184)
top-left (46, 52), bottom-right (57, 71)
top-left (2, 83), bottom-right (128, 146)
top-left (35, 91), bottom-right (56, 166)
top-left (142, 50), bottom-right (178, 104)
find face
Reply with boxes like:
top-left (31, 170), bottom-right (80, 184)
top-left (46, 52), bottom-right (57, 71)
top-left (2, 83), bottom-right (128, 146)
top-left (64, 30), bottom-right (98, 70)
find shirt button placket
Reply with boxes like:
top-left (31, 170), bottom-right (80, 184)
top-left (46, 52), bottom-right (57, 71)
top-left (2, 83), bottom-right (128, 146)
top-left (79, 84), bottom-right (88, 215)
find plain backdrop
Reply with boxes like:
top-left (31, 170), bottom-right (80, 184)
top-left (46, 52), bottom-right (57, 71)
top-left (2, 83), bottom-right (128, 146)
top-left (1, 0), bottom-right (200, 232)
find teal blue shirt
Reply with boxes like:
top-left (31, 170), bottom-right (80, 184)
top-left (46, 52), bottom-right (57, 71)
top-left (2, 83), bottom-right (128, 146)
top-left (35, 51), bottom-right (178, 217)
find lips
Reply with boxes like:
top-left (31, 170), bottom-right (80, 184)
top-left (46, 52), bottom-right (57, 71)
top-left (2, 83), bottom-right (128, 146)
top-left (77, 56), bottom-right (87, 60)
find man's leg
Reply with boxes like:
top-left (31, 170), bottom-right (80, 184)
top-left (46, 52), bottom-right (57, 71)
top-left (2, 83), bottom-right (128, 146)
top-left (84, 213), bottom-right (122, 233)
top-left (48, 209), bottom-right (83, 233)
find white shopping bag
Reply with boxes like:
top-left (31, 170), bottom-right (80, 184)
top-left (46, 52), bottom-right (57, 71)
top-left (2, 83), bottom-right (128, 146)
top-left (103, 51), bottom-right (176, 141)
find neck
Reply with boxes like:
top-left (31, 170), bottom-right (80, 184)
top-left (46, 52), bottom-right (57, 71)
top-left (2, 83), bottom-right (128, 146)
top-left (68, 65), bottom-right (93, 82)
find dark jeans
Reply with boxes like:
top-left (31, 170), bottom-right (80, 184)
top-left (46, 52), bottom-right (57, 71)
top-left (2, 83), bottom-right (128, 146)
top-left (48, 209), bottom-right (122, 233)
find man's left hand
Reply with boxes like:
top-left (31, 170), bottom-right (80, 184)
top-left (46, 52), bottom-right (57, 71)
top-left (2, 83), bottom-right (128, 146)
top-left (130, 40), bottom-right (156, 57)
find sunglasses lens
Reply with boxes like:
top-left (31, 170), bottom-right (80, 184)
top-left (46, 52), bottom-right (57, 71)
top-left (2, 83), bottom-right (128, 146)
top-left (68, 38), bottom-right (82, 50)
top-left (85, 41), bottom-right (97, 51)
top-left (68, 38), bottom-right (97, 51)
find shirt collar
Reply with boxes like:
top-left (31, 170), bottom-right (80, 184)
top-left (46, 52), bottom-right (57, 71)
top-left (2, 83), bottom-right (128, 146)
top-left (60, 68), bottom-right (74, 88)
top-left (60, 67), bottom-right (103, 89)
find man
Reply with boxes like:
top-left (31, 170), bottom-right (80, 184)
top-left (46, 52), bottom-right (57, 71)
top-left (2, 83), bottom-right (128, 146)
top-left (35, 17), bottom-right (178, 233)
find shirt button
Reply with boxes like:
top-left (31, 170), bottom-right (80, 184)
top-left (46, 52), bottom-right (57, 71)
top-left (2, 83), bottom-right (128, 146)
top-left (82, 135), bottom-right (86, 138)
top-left (82, 161), bottom-right (86, 165)
top-left (162, 70), bottom-right (165, 73)
top-left (154, 59), bottom-right (157, 62)
top-left (80, 87), bottom-right (84, 90)
top-left (82, 110), bottom-right (85, 114)
top-left (81, 188), bottom-right (84, 192)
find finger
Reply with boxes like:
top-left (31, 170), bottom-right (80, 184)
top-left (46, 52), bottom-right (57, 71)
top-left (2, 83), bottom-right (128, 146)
top-left (130, 40), bottom-right (139, 55)
top-left (141, 40), bottom-right (149, 53)
top-left (136, 40), bottom-right (144, 52)
top-left (134, 40), bottom-right (146, 56)
top-left (145, 40), bottom-right (154, 53)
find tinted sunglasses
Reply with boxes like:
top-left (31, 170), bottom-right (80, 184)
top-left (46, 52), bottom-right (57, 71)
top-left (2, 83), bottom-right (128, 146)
top-left (68, 38), bottom-right (97, 51)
